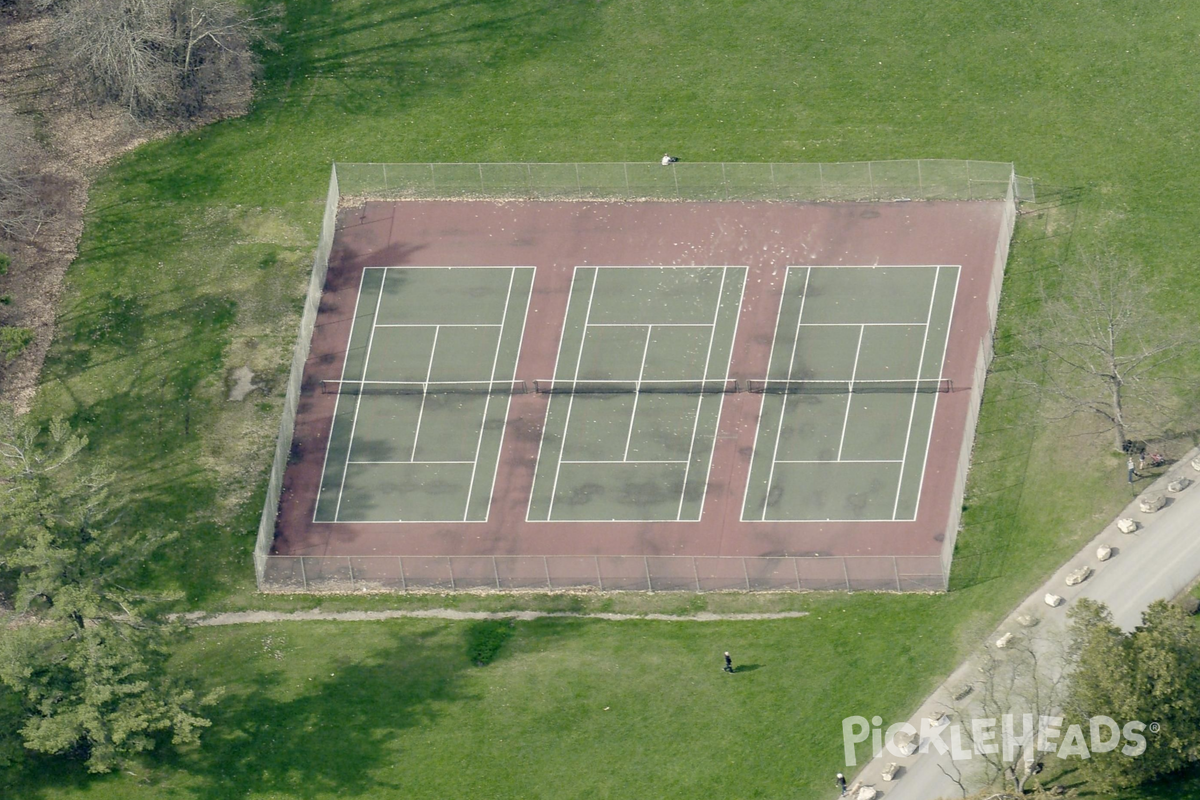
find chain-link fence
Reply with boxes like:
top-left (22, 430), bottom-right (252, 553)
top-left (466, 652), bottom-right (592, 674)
top-left (253, 160), bottom-right (1025, 592)
top-left (335, 159), bottom-right (1033, 203)
top-left (259, 554), bottom-right (947, 593)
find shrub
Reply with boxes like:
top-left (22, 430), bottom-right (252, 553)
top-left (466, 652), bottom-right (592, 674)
top-left (466, 620), bottom-right (516, 666)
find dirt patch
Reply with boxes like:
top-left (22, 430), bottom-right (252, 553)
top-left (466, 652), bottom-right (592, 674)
top-left (0, 12), bottom-right (252, 413)
top-left (227, 365), bottom-right (258, 401)
top-left (179, 608), bottom-right (812, 626)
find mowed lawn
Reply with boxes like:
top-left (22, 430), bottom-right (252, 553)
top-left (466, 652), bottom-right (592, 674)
top-left (9, 0), bottom-right (1200, 796)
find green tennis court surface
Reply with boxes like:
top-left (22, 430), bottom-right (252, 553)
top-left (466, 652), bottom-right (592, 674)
top-left (742, 265), bottom-right (959, 522)
top-left (527, 266), bottom-right (746, 521)
top-left (313, 266), bottom-right (534, 522)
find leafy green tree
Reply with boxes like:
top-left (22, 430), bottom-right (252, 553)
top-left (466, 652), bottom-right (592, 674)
top-left (0, 406), bottom-right (219, 773)
top-left (1064, 599), bottom-right (1200, 790)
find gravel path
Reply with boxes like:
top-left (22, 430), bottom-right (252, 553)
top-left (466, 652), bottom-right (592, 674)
top-left (179, 609), bottom-right (811, 626)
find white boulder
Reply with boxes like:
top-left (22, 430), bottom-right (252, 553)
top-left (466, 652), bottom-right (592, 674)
top-left (1066, 566), bottom-right (1093, 586)
top-left (1191, 454), bottom-right (1200, 471)
top-left (1117, 518), bottom-right (1139, 534)
top-left (881, 762), bottom-right (901, 781)
top-left (996, 632), bottom-right (1014, 648)
top-left (1097, 545), bottom-right (1113, 561)
top-left (1140, 494), bottom-right (1166, 513)
top-left (1045, 593), bottom-right (1064, 608)
top-left (1015, 614), bottom-right (1039, 627)
top-left (1168, 477), bottom-right (1192, 493)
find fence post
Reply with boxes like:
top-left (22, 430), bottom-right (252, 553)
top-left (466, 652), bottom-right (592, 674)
top-left (398, 556), bottom-right (406, 592)
top-left (868, 162), bottom-right (874, 198)
top-left (544, 556), bottom-right (551, 589)
top-left (793, 557), bottom-right (802, 591)
top-left (893, 556), bottom-right (901, 591)
top-left (818, 162), bottom-right (825, 194)
top-left (917, 161), bottom-right (923, 196)
top-left (672, 163), bottom-right (680, 198)
top-left (299, 557), bottom-right (308, 591)
top-left (644, 557), bottom-right (653, 592)
top-left (842, 558), bottom-right (851, 591)
top-left (526, 163), bottom-right (533, 198)
top-left (595, 556), bottom-right (604, 591)
top-left (623, 163), bottom-right (630, 195)
top-left (743, 558), bottom-right (751, 591)
top-left (693, 557), bottom-right (701, 591)
top-left (721, 162), bottom-right (728, 200)
top-left (448, 559), bottom-right (456, 591)
top-left (575, 163), bottom-right (582, 195)
top-left (348, 557), bottom-right (355, 591)
top-left (493, 556), bottom-right (501, 590)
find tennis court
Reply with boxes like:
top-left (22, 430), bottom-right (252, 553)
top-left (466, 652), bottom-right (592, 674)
top-left (527, 266), bottom-right (746, 521)
top-left (741, 265), bottom-right (958, 522)
top-left (312, 266), bottom-right (534, 522)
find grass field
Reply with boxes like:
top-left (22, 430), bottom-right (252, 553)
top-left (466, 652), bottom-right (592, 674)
top-left (8, 0), bottom-right (1200, 795)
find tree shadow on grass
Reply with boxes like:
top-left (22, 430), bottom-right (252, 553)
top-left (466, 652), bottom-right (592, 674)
top-left (6, 623), bottom-right (481, 800)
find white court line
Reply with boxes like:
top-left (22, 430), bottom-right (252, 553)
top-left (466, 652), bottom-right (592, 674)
top-left (526, 268), bottom-right (582, 521)
top-left (676, 266), bottom-right (728, 520)
top-left (313, 267), bottom-right (369, 523)
top-left (485, 269), bottom-right (536, 524)
top-left (349, 460), bottom-right (476, 465)
top-left (761, 268), bottom-right (812, 520)
top-left (621, 326), bottom-right (654, 461)
top-left (835, 325), bottom-right (866, 461)
top-left (892, 266), bottom-right (941, 521)
top-left (695, 268), bottom-right (746, 520)
top-left (408, 326), bottom-right (441, 462)
top-left (586, 322), bottom-right (714, 328)
top-left (546, 268), bottom-right (600, 520)
top-left (560, 459), bottom-right (689, 465)
top-left (906, 265), bottom-right (962, 522)
top-left (463, 268), bottom-right (517, 521)
top-left (374, 323), bottom-right (501, 328)
top-left (798, 322), bottom-right (924, 327)
top-left (775, 459), bottom-right (902, 464)
top-left (740, 266), bottom-right (794, 522)
top-left (333, 269), bottom-right (389, 523)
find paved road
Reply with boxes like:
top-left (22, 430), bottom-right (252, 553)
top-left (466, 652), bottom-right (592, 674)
top-left (847, 449), bottom-right (1200, 800)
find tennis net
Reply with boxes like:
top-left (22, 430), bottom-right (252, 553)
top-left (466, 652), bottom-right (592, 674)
top-left (534, 379), bottom-right (740, 395)
top-left (745, 378), bottom-right (952, 395)
top-left (319, 380), bottom-right (530, 396)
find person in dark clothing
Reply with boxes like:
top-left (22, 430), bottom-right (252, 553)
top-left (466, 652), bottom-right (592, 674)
top-left (723, 651), bottom-right (734, 673)
top-left (836, 773), bottom-right (847, 795)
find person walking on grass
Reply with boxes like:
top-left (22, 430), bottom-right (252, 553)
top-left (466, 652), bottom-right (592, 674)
top-left (1139, 450), bottom-right (1147, 472)
top-left (724, 651), bottom-right (734, 673)
top-left (836, 772), bottom-right (847, 796)
top-left (1128, 456), bottom-right (1136, 484)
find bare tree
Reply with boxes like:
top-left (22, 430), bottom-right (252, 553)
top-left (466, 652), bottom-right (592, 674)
top-left (0, 108), bottom-right (45, 241)
top-left (1020, 250), bottom-right (1196, 451)
top-left (940, 632), bottom-right (1071, 796)
top-left (52, 0), bottom-right (273, 121)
